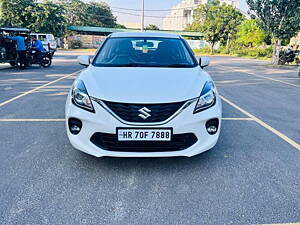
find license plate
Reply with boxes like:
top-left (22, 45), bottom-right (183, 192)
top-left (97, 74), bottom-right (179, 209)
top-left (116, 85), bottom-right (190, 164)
top-left (117, 128), bottom-right (172, 141)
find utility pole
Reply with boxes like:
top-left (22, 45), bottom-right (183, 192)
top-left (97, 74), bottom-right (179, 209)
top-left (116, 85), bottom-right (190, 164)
top-left (141, 0), bottom-right (145, 31)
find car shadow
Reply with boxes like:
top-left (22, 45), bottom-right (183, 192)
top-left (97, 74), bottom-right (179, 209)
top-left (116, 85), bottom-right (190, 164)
top-left (71, 145), bottom-right (221, 174)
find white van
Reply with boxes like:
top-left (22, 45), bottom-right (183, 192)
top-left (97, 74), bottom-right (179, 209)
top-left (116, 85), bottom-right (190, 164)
top-left (30, 33), bottom-right (57, 52)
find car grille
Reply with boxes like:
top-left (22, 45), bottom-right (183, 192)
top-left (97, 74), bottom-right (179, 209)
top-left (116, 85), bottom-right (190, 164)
top-left (102, 100), bottom-right (185, 123)
top-left (90, 132), bottom-right (198, 152)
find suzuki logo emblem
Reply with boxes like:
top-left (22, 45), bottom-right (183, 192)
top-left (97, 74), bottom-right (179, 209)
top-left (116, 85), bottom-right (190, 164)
top-left (138, 107), bottom-right (151, 120)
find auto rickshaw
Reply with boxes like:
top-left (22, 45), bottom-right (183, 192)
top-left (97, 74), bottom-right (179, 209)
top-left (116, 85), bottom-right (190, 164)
top-left (0, 27), bottom-right (31, 67)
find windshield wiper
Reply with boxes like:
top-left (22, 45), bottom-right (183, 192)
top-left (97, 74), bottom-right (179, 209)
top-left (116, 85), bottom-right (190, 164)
top-left (164, 64), bottom-right (194, 68)
top-left (112, 63), bottom-right (148, 67)
top-left (98, 63), bottom-right (194, 68)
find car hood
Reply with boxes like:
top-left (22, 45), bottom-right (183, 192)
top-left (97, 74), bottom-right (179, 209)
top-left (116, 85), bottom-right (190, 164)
top-left (80, 66), bottom-right (210, 103)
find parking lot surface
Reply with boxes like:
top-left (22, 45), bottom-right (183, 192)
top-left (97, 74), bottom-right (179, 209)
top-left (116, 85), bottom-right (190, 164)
top-left (0, 52), bottom-right (299, 225)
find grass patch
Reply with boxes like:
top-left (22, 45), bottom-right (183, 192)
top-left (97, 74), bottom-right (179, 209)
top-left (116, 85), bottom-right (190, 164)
top-left (193, 46), bottom-right (273, 61)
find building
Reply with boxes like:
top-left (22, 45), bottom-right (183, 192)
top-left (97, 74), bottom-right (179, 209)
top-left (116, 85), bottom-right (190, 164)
top-left (122, 23), bottom-right (142, 29)
top-left (163, 0), bottom-right (242, 31)
top-left (163, 0), bottom-right (204, 31)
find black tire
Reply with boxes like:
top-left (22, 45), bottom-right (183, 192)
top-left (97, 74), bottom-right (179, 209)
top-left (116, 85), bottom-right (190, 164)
top-left (41, 56), bottom-right (52, 68)
top-left (9, 61), bottom-right (16, 67)
top-left (278, 56), bottom-right (286, 65)
top-left (16, 61), bottom-right (26, 70)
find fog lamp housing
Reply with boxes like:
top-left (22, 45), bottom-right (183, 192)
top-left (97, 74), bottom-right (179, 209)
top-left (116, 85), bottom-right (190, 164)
top-left (206, 118), bottom-right (219, 135)
top-left (68, 118), bottom-right (82, 135)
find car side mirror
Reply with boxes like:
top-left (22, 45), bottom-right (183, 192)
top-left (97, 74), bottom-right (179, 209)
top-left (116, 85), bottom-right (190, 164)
top-left (199, 56), bottom-right (210, 68)
top-left (78, 55), bottom-right (90, 66)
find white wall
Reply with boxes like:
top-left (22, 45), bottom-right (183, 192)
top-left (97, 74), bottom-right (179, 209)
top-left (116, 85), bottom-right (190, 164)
top-left (186, 40), bottom-right (209, 49)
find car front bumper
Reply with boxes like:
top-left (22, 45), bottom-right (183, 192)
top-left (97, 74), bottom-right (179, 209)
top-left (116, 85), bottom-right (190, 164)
top-left (65, 93), bottom-right (222, 157)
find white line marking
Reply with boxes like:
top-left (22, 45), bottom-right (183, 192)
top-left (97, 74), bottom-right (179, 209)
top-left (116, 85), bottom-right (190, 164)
top-left (217, 65), bottom-right (300, 88)
top-left (221, 96), bottom-right (300, 151)
top-left (0, 69), bottom-right (82, 108)
top-left (222, 117), bottom-right (254, 121)
top-left (0, 119), bottom-right (65, 122)
top-left (0, 118), bottom-right (253, 122)
top-left (259, 223), bottom-right (300, 225)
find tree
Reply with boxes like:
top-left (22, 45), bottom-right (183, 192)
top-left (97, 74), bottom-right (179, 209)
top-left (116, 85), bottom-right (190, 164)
top-left (85, 2), bottom-right (116, 27)
top-left (246, 0), bottom-right (300, 64)
top-left (0, 0), bottom-right (36, 27)
top-left (0, 0), bottom-right (66, 37)
top-left (236, 19), bottom-right (267, 47)
top-left (58, 0), bottom-right (116, 27)
top-left (185, 23), bottom-right (201, 32)
top-left (58, 0), bottom-right (89, 26)
top-left (114, 24), bottom-right (126, 29)
top-left (187, 1), bottom-right (244, 53)
top-left (0, 0), bottom-right (118, 37)
top-left (145, 24), bottom-right (160, 30)
top-left (30, 0), bottom-right (66, 37)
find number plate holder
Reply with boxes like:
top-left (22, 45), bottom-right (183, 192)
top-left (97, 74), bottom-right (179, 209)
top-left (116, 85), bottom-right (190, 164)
top-left (117, 128), bottom-right (172, 141)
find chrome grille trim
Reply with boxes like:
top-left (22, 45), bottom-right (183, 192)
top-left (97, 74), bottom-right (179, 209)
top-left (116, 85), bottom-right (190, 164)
top-left (91, 97), bottom-right (197, 126)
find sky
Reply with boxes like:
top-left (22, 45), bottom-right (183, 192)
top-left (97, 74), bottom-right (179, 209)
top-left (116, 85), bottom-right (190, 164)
top-left (99, 0), bottom-right (248, 28)
top-left (101, 0), bottom-right (184, 28)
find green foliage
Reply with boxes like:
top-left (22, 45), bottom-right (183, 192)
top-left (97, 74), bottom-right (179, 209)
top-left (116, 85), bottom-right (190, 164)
top-left (247, 0), bottom-right (300, 63)
top-left (58, 0), bottom-right (116, 27)
top-left (0, 0), bottom-right (117, 37)
top-left (58, 0), bottom-right (88, 26)
top-left (69, 40), bottom-right (82, 49)
top-left (0, 0), bottom-right (67, 36)
top-left (0, 0), bottom-right (36, 27)
top-left (30, 0), bottom-right (65, 37)
top-left (193, 47), bottom-right (213, 55)
top-left (247, 0), bottom-right (300, 40)
top-left (187, 1), bottom-right (245, 52)
top-left (114, 24), bottom-right (126, 29)
top-left (234, 47), bottom-right (273, 58)
top-left (85, 2), bottom-right (116, 27)
top-left (236, 19), bottom-right (267, 47)
top-left (193, 46), bottom-right (273, 59)
top-left (145, 24), bottom-right (160, 30)
top-left (184, 22), bottom-right (202, 32)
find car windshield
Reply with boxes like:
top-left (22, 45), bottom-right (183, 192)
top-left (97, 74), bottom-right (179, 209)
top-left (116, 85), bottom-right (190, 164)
top-left (93, 37), bottom-right (197, 68)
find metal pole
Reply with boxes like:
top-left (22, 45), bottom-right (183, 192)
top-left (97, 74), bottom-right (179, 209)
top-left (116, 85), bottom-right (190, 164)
top-left (141, 0), bottom-right (145, 31)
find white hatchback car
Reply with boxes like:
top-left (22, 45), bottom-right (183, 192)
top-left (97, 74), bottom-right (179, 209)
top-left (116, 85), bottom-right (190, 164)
top-left (65, 32), bottom-right (222, 157)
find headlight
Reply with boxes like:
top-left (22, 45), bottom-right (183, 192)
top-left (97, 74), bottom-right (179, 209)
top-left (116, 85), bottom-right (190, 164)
top-left (71, 79), bottom-right (94, 112)
top-left (194, 81), bottom-right (216, 114)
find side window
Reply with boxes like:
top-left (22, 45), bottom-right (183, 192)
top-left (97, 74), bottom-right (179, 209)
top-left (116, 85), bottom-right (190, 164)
top-left (30, 35), bottom-right (37, 40)
top-left (38, 35), bottom-right (47, 42)
top-left (49, 35), bottom-right (55, 41)
top-left (47, 35), bottom-right (52, 41)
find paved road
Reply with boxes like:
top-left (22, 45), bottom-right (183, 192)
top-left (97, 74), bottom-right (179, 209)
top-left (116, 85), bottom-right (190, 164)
top-left (0, 52), bottom-right (299, 225)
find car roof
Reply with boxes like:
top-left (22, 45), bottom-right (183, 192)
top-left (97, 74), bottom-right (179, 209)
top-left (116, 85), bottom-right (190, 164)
top-left (110, 32), bottom-right (181, 39)
top-left (0, 27), bottom-right (30, 33)
top-left (31, 33), bottom-right (53, 36)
